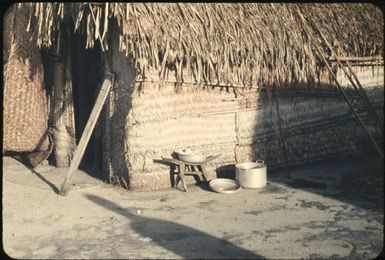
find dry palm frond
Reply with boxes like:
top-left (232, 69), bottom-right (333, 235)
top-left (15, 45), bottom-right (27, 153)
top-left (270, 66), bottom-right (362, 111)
top-left (19, 3), bottom-right (383, 89)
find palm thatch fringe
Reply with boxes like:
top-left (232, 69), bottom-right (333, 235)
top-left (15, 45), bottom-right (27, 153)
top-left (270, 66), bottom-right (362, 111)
top-left (19, 3), bottom-right (383, 88)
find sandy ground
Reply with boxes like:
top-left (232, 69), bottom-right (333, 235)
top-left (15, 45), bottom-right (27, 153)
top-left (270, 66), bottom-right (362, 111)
top-left (2, 154), bottom-right (384, 259)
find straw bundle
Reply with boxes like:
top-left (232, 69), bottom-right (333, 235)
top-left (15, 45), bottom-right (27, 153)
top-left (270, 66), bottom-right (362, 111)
top-left (3, 6), bottom-right (49, 155)
top-left (20, 3), bottom-right (383, 89)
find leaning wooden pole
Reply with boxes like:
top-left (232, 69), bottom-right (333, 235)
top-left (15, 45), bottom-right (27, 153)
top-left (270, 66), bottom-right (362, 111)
top-left (310, 20), bottom-right (384, 136)
top-left (273, 86), bottom-right (291, 179)
top-left (59, 75), bottom-right (114, 196)
top-left (327, 56), bottom-right (383, 62)
top-left (344, 60), bottom-right (384, 135)
top-left (316, 47), bottom-right (383, 158)
top-left (296, 9), bottom-right (384, 159)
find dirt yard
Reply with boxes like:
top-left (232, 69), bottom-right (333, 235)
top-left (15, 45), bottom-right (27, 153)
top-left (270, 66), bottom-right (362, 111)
top-left (2, 154), bottom-right (383, 259)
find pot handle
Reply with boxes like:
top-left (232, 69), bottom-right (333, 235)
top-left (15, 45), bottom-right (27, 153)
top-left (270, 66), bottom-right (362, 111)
top-left (256, 160), bottom-right (264, 165)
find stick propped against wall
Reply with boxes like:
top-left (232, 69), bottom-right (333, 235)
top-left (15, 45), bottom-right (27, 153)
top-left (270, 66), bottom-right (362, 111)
top-left (59, 74), bottom-right (114, 196)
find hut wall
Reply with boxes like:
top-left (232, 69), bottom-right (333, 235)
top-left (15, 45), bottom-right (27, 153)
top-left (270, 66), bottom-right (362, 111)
top-left (104, 21), bottom-right (136, 189)
top-left (337, 63), bottom-right (384, 119)
top-left (125, 83), bottom-right (241, 190)
top-left (336, 63), bottom-right (384, 88)
top-left (122, 64), bottom-right (383, 191)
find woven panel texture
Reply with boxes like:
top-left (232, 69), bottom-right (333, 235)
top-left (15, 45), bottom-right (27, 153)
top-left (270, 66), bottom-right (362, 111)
top-left (3, 6), bottom-right (49, 153)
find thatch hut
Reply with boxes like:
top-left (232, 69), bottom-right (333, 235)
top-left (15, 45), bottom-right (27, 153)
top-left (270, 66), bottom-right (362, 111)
top-left (3, 3), bottom-right (384, 191)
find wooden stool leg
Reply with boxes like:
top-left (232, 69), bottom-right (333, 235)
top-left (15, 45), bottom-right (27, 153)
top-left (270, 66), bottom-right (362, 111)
top-left (200, 164), bottom-right (209, 182)
top-left (172, 164), bottom-right (179, 188)
top-left (175, 175), bottom-right (180, 188)
top-left (179, 163), bottom-right (188, 192)
top-left (191, 165), bottom-right (202, 182)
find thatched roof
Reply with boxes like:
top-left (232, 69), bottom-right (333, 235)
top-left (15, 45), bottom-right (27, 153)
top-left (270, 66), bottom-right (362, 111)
top-left (17, 3), bottom-right (384, 88)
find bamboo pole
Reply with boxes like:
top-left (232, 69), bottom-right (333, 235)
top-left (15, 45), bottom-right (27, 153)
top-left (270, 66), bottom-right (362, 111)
top-left (344, 60), bottom-right (384, 134)
top-left (266, 84), bottom-right (290, 177)
top-left (327, 55), bottom-right (383, 62)
top-left (310, 20), bottom-right (384, 136)
top-left (296, 11), bottom-right (384, 158)
top-left (134, 78), bottom-right (261, 89)
top-left (273, 85), bottom-right (291, 179)
top-left (317, 47), bottom-right (383, 158)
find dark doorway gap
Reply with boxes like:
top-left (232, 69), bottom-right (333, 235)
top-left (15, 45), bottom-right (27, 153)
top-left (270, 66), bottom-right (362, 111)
top-left (40, 33), bottom-right (104, 180)
top-left (71, 34), bottom-right (104, 179)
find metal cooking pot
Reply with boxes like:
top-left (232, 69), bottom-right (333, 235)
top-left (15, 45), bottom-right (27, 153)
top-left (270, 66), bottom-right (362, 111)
top-left (235, 160), bottom-right (267, 189)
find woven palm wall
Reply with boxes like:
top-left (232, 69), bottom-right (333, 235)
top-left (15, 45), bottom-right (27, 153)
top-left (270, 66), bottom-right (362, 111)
top-left (114, 65), bottom-right (384, 191)
top-left (3, 6), bottom-right (50, 159)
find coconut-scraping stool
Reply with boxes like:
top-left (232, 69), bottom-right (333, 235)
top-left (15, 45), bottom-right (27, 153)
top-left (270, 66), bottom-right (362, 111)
top-left (161, 154), bottom-right (221, 192)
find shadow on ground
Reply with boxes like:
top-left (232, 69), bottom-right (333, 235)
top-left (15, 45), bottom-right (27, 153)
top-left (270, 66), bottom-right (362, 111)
top-left (30, 168), bottom-right (60, 194)
top-left (85, 194), bottom-right (263, 259)
top-left (268, 155), bottom-right (384, 214)
top-left (215, 155), bottom-right (384, 214)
